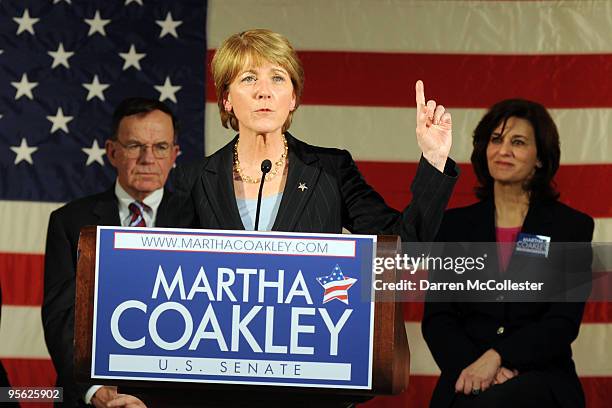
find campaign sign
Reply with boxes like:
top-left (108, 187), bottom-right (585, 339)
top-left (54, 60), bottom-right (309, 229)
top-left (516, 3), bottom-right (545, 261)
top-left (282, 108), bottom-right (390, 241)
top-left (91, 227), bottom-right (376, 389)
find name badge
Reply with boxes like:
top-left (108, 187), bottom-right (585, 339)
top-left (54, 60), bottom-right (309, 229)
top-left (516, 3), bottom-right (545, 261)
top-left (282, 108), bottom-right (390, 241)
top-left (515, 233), bottom-right (551, 257)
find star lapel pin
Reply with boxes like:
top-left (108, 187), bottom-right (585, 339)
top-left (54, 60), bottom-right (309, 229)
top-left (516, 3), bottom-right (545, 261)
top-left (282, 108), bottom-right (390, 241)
top-left (298, 182), bottom-right (308, 192)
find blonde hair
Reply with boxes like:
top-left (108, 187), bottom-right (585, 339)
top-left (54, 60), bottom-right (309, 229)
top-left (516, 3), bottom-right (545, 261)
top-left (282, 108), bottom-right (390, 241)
top-left (211, 29), bottom-right (304, 133)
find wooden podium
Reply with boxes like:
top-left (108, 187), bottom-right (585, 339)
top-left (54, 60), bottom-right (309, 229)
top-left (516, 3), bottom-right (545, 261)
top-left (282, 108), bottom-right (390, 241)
top-left (74, 227), bottom-right (410, 407)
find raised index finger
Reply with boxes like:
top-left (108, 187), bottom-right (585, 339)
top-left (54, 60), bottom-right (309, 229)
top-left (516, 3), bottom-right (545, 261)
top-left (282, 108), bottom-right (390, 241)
top-left (415, 80), bottom-right (426, 108)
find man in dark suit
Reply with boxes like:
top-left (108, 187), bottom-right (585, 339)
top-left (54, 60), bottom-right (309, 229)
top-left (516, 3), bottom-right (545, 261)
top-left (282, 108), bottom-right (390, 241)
top-left (42, 98), bottom-right (182, 407)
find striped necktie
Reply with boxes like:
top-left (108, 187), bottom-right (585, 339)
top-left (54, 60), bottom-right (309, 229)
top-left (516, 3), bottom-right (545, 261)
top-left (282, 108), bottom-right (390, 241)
top-left (128, 201), bottom-right (148, 227)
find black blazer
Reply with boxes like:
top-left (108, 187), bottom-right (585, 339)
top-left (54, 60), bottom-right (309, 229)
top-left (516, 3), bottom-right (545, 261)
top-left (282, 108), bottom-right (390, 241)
top-left (175, 132), bottom-right (458, 240)
top-left (422, 199), bottom-right (594, 408)
top-left (42, 187), bottom-right (182, 407)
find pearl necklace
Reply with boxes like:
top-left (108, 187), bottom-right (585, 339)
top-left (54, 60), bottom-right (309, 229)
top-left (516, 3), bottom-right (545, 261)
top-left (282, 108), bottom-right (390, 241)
top-left (233, 135), bottom-right (288, 184)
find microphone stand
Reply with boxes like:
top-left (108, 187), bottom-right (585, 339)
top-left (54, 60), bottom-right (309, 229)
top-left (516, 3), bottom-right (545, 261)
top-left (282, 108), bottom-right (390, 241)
top-left (254, 159), bottom-right (272, 231)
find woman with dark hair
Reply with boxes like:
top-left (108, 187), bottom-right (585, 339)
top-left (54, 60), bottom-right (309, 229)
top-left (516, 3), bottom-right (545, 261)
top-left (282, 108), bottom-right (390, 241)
top-left (422, 99), bottom-right (593, 408)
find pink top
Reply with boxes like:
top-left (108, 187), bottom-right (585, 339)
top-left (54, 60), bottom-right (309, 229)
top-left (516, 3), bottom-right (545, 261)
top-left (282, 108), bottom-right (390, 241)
top-left (496, 226), bottom-right (522, 273)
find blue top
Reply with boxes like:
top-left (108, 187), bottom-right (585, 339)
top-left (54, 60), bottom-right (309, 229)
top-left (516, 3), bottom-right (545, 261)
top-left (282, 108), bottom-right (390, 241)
top-left (236, 193), bottom-right (283, 231)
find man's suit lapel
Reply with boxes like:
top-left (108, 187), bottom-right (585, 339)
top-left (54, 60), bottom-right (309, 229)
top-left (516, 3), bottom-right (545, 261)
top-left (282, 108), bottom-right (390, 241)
top-left (155, 190), bottom-right (174, 227)
top-left (201, 137), bottom-right (245, 230)
top-left (272, 133), bottom-right (320, 231)
top-left (92, 188), bottom-right (121, 225)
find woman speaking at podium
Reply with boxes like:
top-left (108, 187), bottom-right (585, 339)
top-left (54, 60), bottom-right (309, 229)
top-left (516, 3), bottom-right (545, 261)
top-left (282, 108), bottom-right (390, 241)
top-left (177, 29), bottom-right (458, 240)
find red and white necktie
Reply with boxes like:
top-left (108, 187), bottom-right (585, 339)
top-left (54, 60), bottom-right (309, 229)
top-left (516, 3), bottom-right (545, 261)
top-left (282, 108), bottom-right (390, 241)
top-left (128, 201), bottom-right (148, 227)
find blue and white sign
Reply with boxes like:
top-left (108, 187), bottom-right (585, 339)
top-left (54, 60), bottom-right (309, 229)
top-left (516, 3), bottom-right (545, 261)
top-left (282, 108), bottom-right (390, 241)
top-left (91, 227), bottom-right (376, 389)
top-left (516, 233), bottom-right (551, 257)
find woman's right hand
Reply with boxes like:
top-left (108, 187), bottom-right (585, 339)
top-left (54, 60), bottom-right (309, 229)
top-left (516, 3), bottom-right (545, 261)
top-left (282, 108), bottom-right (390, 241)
top-left (493, 366), bottom-right (519, 385)
top-left (415, 80), bottom-right (452, 172)
top-left (455, 349), bottom-right (501, 395)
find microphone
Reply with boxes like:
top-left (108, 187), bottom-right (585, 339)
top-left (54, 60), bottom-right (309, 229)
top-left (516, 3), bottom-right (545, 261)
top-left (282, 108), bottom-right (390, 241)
top-left (254, 159), bottom-right (272, 231)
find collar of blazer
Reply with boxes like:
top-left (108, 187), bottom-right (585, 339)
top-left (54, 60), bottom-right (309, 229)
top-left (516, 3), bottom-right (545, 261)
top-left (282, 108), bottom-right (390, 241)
top-left (200, 132), bottom-right (321, 231)
top-left (462, 197), bottom-right (556, 279)
top-left (463, 197), bottom-right (555, 242)
top-left (92, 187), bottom-right (121, 226)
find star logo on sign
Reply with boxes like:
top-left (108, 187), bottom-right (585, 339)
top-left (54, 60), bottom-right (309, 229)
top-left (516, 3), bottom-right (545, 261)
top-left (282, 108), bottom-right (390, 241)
top-left (156, 12), bottom-right (182, 38)
top-left (13, 9), bottom-right (40, 35)
top-left (46, 107), bottom-right (74, 134)
top-left (11, 74), bottom-right (38, 100)
top-left (48, 42), bottom-right (74, 69)
top-left (125, 0), bottom-right (143, 5)
top-left (82, 139), bottom-right (106, 166)
top-left (316, 265), bottom-right (357, 305)
top-left (84, 10), bottom-right (111, 36)
top-left (119, 44), bottom-right (146, 71)
top-left (10, 138), bottom-right (38, 165)
top-left (154, 76), bottom-right (181, 103)
top-left (82, 75), bottom-right (110, 101)
top-left (298, 182), bottom-right (308, 192)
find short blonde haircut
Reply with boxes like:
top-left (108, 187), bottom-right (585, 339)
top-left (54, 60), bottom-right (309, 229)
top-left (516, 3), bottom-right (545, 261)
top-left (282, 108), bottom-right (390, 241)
top-left (211, 29), bottom-right (305, 133)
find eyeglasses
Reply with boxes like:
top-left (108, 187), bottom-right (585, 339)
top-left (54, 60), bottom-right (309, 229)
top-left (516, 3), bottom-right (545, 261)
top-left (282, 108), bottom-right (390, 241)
top-left (114, 140), bottom-right (174, 159)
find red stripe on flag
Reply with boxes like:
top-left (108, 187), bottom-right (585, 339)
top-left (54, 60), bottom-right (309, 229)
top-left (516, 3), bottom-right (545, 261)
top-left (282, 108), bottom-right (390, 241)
top-left (355, 162), bottom-right (612, 218)
top-left (582, 302), bottom-right (612, 324)
top-left (2, 358), bottom-right (55, 408)
top-left (324, 283), bottom-right (354, 292)
top-left (206, 51), bottom-right (612, 108)
top-left (0, 253), bottom-right (44, 306)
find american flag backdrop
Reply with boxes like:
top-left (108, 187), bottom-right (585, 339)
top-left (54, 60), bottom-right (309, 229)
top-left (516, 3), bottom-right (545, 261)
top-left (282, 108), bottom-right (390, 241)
top-left (1, 1), bottom-right (611, 407)
top-left (204, 1), bottom-right (611, 407)
top-left (0, 0), bottom-right (206, 406)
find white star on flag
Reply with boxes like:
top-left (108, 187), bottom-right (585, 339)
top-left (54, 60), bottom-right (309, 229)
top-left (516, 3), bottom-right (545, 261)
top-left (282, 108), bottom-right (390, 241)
top-left (154, 76), bottom-right (181, 103)
top-left (84, 10), bottom-right (111, 36)
top-left (125, 0), bottom-right (143, 5)
top-left (13, 9), bottom-right (40, 35)
top-left (156, 12), bottom-right (182, 38)
top-left (10, 138), bottom-right (38, 165)
top-left (119, 44), bottom-right (146, 71)
top-left (82, 75), bottom-right (110, 101)
top-left (11, 73), bottom-right (38, 100)
top-left (82, 140), bottom-right (106, 166)
top-left (48, 43), bottom-right (75, 69)
top-left (46, 108), bottom-right (74, 134)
